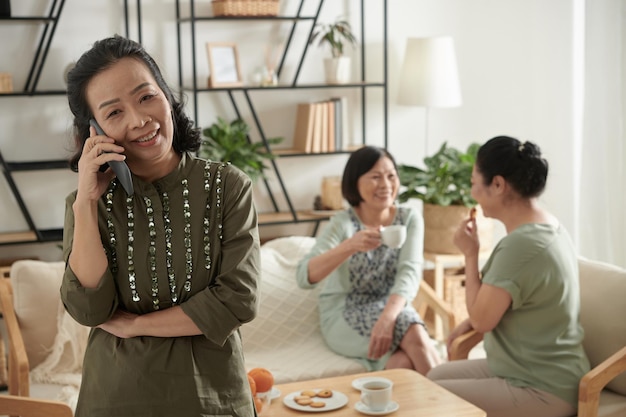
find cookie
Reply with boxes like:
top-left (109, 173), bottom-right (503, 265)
top-left (300, 390), bottom-right (316, 397)
top-left (295, 397), bottom-right (313, 406)
top-left (316, 389), bottom-right (333, 398)
top-left (309, 401), bottom-right (326, 408)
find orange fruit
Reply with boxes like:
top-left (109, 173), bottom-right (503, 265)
top-left (253, 395), bottom-right (264, 413)
top-left (248, 367), bottom-right (274, 393)
top-left (247, 374), bottom-right (257, 396)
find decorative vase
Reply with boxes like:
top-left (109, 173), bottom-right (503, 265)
top-left (423, 204), bottom-right (493, 254)
top-left (0, 0), bottom-right (10, 17)
top-left (321, 176), bottom-right (344, 210)
top-left (323, 57), bottom-right (351, 84)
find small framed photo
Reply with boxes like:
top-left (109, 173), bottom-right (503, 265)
top-left (206, 42), bottom-right (243, 88)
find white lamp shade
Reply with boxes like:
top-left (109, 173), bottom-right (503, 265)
top-left (398, 36), bottom-right (462, 108)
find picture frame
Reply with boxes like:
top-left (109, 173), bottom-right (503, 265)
top-left (206, 42), bottom-right (244, 88)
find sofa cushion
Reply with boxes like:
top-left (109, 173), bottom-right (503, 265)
top-left (241, 236), bottom-right (365, 384)
top-left (578, 257), bottom-right (626, 396)
top-left (10, 260), bottom-right (66, 369)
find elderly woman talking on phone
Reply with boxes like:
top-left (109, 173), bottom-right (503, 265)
top-left (61, 35), bottom-right (260, 417)
top-left (427, 136), bottom-right (589, 417)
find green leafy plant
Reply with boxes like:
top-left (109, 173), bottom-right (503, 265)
top-left (397, 142), bottom-right (480, 207)
top-left (199, 117), bottom-right (282, 182)
top-left (309, 18), bottom-right (357, 58)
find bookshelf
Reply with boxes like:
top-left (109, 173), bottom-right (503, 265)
top-left (175, 0), bottom-right (389, 233)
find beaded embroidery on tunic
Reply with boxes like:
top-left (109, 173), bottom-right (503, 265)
top-left (104, 160), bottom-right (228, 310)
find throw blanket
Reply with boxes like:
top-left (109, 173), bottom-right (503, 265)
top-left (30, 302), bottom-right (89, 411)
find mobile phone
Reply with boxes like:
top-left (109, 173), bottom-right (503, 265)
top-left (89, 119), bottom-right (134, 196)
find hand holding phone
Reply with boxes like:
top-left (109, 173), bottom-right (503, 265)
top-left (89, 119), bottom-right (134, 196)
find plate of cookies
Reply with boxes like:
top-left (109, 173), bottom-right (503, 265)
top-left (283, 388), bottom-right (348, 412)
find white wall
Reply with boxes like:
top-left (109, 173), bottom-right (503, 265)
top-left (0, 0), bottom-right (610, 262)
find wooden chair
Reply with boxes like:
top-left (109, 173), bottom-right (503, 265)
top-left (0, 277), bottom-right (30, 398)
top-left (0, 394), bottom-right (73, 417)
top-left (448, 257), bottom-right (626, 417)
top-left (0, 261), bottom-right (68, 398)
top-left (414, 279), bottom-right (456, 341)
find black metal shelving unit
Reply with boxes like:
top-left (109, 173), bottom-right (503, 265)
top-left (0, 0), bottom-right (141, 246)
top-left (175, 0), bottom-right (388, 232)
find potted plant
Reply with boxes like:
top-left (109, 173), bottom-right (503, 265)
top-left (309, 17), bottom-right (357, 84)
top-left (198, 117), bottom-right (282, 182)
top-left (397, 142), bottom-right (493, 254)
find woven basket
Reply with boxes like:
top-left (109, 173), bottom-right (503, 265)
top-left (212, 0), bottom-right (279, 17)
top-left (422, 267), bottom-right (468, 327)
top-left (444, 268), bottom-right (468, 324)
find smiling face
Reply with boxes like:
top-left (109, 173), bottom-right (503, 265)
top-left (356, 156), bottom-right (399, 210)
top-left (85, 57), bottom-right (178, 179)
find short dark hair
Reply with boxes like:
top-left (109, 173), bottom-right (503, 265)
top-left (342, 146), bottom-right (398, 207)
top-left (476, 136), bottom-right (548, 198)
top-left (66, 35), bottom-right (200, 172)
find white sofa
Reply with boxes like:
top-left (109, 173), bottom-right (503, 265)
top-left (240, 236), bottom-right (366, 382)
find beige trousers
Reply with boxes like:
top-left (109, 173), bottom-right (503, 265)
top-left (427, 359), bottom-right (577, 417)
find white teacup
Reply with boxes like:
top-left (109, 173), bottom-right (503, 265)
top-left (360, 379), bottom-right (393, 411)
top-left (380, 225), bottom-right (407, 249)
top-left (256, 391), bottom-right (272, 415)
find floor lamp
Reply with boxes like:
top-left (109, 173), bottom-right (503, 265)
top-left (397, 36), bottom-right (462, 157)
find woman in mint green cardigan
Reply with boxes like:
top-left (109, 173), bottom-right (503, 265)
top-left (296, 146), bottom-right (441, 375)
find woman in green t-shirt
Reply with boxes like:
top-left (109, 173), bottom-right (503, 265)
top-left (428, 136), bottom-right (589, 417)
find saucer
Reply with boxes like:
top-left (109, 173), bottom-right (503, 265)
top-left (355, 401), bottom-right (399, 416)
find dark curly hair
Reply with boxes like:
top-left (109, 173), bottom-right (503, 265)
top-left (476, 136), bottom-right (549, 198)
top-left (66, 35), bottom-right (200, 172)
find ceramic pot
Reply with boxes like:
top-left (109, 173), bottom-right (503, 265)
top-left (423, 203), bottom-right (493, 254)
top-left (323, 57), bottom-right (351, 84)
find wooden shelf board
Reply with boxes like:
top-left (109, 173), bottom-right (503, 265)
top-left (0, 231), bottom-right (37, 244)
top-left (258, 210), bottom-right (336, 225)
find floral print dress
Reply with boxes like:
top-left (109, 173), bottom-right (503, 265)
top-left (296, 206), bottom-right (425, 371)
top-left (344, 210), bottom-right (422, 353)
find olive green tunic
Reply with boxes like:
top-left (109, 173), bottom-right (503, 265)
top-left (61, 153), bottom-right (260, 417)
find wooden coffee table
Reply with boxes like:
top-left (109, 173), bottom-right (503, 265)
top-left (270, 368), bottom-right (486, 416)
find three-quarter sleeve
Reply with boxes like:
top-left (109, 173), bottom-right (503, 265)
top-left (295, 211), bottom-right (352, 289)
top-left (388, 207), bottom-right (424, 303)
top-left (60, 193), bottom-right (119, 326)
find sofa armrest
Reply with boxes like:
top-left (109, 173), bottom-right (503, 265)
top-left (0, 278), bottom-right (31, 397)
top-left (415, 280), bottom-right (456, 339)
top-left (448, 328), bottom-right (484, 361)
top-left (578, 345), bottom-right (626, 417)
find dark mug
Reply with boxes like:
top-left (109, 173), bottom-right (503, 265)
top-left (0, 0), bottom-right (10, 18)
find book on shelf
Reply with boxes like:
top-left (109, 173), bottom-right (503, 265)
top-left (310, 101), bottom-right (325, 153)
top-left (292, 102), bottom-right (316, 153)
top-left (292, 97), bottom-right (349, 153)
top-left (326, 98), bottom-right (336, 152)
top-left (336, 96), bottom-right (350, 150)
top-left (330, 96), bottom-right (343, 151)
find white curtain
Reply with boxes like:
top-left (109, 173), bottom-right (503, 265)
top-left (577, 0), bottom-right (625, 267)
